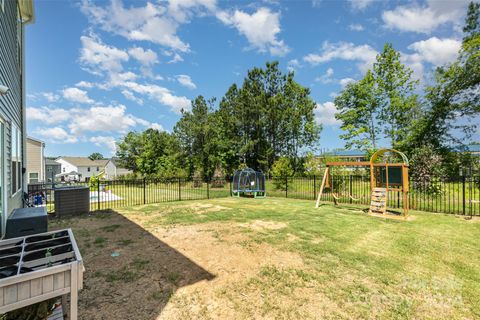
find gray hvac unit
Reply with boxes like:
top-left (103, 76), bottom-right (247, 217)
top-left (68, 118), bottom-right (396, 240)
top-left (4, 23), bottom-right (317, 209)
top-left (5, 207), bottom-right (48, 239)
top-left (54, 186), bottom-right (90, 216)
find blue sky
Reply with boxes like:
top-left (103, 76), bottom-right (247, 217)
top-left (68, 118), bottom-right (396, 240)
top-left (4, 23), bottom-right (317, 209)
top-left (25, 0), bottom-right (471, 157)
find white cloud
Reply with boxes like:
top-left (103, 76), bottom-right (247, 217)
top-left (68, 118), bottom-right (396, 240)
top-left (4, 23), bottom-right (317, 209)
top-left (304, 41), bottom-right (377, 72)
top-left (218, 7), bottom-right (289, 56)
top-left (119, 81), bottom-right (191, 114)
top-left (121, 90), bottom-right (144, 105)
top-left (315, 68), bottom-right (334, 84)
top-left (149, 122), bottom-right (164, 131)
top-left (80, 34), bottom-right (129, 74)
top-left (287, 59), bottom-right (301, 72)
top-left (348, 0), bottom-right (374, 10)
top-left (36, 127), bottom-right (78, 144)
top-left (167, 0), bottom-right (217, 23)
top-left (167, 53), bottom-right (184, 64)
top-left (77, 32), bottom-right (190, 114)
top-left (382, 0), bottom-right (469, 34)
top-left (68, 104), bottom-right (144, 135)
top-left (401, 53), bottom-right (424, 80)
top-left (62, 87), bottom-right (94, 104)
top-left (408, 37), bottom-right (461, 66)
top-left (348, 23), bottom-right (364, 31)
top-left (81, 0), bottom-right (190, 52)
top-left (176, 74), bottom-right (197, 89)
top-left (339, 78), bottom-right (355, 87)
top-left (42, 92), bottom-right (60, 102)
top-left (75, 81), bottom-right (95, 89)
top-left (128, 47), bottom-right (158, 66)
top-left (311, 0), bottom-right (322, 8)
top-left (27, 106), bottom-right (71, 124)
top-left (315, 102), bottom-right (340, 126)
top-left (29, 104), bottom-right (164, 147)
top-left (89, 136), bottom-right (117, 154)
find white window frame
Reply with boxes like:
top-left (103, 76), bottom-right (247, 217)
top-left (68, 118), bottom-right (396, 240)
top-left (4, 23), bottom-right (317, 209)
top-left (28, 172), bottom-right (39, 184)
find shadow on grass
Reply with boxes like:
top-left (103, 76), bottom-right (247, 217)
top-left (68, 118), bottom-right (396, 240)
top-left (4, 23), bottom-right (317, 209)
top-left (48, 209), bottom-right (215, 320)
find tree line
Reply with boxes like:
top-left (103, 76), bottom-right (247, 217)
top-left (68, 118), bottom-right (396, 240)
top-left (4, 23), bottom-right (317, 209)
top-left (116, 62), bottom-right (321, 179)
top-left (116, 3), bottom-right (479, 180)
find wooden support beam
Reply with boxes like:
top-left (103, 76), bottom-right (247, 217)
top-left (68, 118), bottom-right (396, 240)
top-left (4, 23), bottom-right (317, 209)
top-left (315, 167), bottom-right (329, 208)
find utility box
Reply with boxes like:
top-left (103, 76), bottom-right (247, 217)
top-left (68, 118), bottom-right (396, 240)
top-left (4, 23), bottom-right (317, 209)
top-left (5, 207), bottom-right (48, 239)
top-left (54, 186), bottom-right (90, 216)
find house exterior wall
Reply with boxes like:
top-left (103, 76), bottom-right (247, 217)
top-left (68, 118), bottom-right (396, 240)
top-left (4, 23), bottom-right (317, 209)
top-left (55, 158), bottom-right (106, 182)
top-left (104, 161), bottom-right (132, 179)
top-left (45, 163), bottom-right (61, 182)
top-left (0, 0), bottom-right (31, 237)
top-left (76, 165), bottom-right (102, 181)
top-left (26, 138), bottom-right (44, 183)
top-left (55, 159), bottom-right (78, 176)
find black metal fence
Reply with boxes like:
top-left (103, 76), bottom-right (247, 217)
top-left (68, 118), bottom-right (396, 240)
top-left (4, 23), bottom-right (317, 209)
top-left (27, 175), bottom-right (480, 216)
top-left (27, 177), bottom-right (231, 214)
top-left (266, 175), bottom-right (480, 216)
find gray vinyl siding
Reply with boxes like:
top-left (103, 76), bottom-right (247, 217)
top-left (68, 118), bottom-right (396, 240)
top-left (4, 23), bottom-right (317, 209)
top-left (0, 0), bottom-right (24, 217)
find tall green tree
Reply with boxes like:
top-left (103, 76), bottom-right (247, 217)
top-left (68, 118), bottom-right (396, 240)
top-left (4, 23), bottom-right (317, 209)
top-left (88, 152), bottom-right (104, 160)
top-left (373, 43), bottom-right (419, 148)
top-left (335, 70), bottom-right (380, 150)
top-left (174, 96), bottom-right (218, 179)
top-left (335, 44), bottom-right (418, 151)
top-left (219, 61), bottom-right (320, 172)
top-left (407, 2), bottom-right (479, 151)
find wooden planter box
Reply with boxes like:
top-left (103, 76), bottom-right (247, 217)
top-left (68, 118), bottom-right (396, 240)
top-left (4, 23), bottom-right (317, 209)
top-left (0, 229), bottom-right (83, 319)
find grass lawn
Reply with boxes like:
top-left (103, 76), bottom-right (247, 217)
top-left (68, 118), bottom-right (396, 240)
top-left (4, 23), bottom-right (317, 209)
top-left (50, 197), bottom-right (480, 319)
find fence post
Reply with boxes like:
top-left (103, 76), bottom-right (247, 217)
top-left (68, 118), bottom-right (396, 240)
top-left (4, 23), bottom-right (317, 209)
top-left (229, 176), bottom-right (232, 196)
top-left (285, 176), bottom-right (288, 198)
top-left (462, 175), bottom-right (466, 215)
top-left (178, 177), bottom-right (182, 201)
top-left (313, 175), bottom-right (316, 200)
top-left (143, 178), bottom-right (146, 204)
top-left (97, 179), bottom-right (100, 212)
top-left (349, 175), bottom-right (353, 204)
top-left (207, 178), bottom-right (210, 199)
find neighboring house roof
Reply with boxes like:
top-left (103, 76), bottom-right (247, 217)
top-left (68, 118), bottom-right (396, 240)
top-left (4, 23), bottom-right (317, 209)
top-left (318, 149), bottom-right (366, 157)
top-left (56, 157), bottom-right (109, 167)
top-left (27, 136), bottom-right (45, 145)
top-left (45, 158), bottom-right (61, 166)
top-left (453, 144), bottom-right (480, 153)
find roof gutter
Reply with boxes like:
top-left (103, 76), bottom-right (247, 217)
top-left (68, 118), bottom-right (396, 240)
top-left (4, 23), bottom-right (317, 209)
top-left (18, 0), bottom-right (35, 24)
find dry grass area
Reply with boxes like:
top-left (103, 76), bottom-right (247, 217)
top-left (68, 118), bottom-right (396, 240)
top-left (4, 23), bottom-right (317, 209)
top-left (49, 197), bottom-right (480, 319)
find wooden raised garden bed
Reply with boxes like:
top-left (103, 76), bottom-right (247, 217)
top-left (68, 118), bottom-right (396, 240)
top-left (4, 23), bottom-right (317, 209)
top-left (0, 229), bottom-right (83, 319)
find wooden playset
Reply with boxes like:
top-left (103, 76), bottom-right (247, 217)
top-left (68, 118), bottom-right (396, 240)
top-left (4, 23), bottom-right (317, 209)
top-left (315, 149), bottom-right (410, 217)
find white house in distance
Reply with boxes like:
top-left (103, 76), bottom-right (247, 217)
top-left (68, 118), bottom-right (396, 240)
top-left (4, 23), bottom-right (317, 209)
top-left (26, 137), bottom-right (45, 183)
top-left (104, 158), bottom-right (132, 180)
top-left (55, 157), bottom-right (109, 182)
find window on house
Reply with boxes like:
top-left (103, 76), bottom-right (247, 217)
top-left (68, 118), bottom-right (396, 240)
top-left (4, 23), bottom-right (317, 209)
top-left (11, 125), bottom-right (21, 195)
top-left (62, 167), bottom-right (65, 173)
top-left (29, 172), bottom-right (38, 183)
top-left (87, 167), bottom-right (90, 172)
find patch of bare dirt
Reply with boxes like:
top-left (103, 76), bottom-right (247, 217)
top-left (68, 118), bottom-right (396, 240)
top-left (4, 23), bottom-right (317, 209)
top-left (239, 220), bottom-right (287, 231)
top-left (49, 210), bottom-right (310, 320)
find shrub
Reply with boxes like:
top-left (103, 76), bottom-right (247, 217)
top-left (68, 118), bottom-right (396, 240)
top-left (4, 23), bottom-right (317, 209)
top-left (271, 157), bottom-right (293, 190)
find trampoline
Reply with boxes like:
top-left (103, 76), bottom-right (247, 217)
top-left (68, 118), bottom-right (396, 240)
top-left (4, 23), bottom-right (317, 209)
top-left (232, 168), bottom-right (266, 198)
